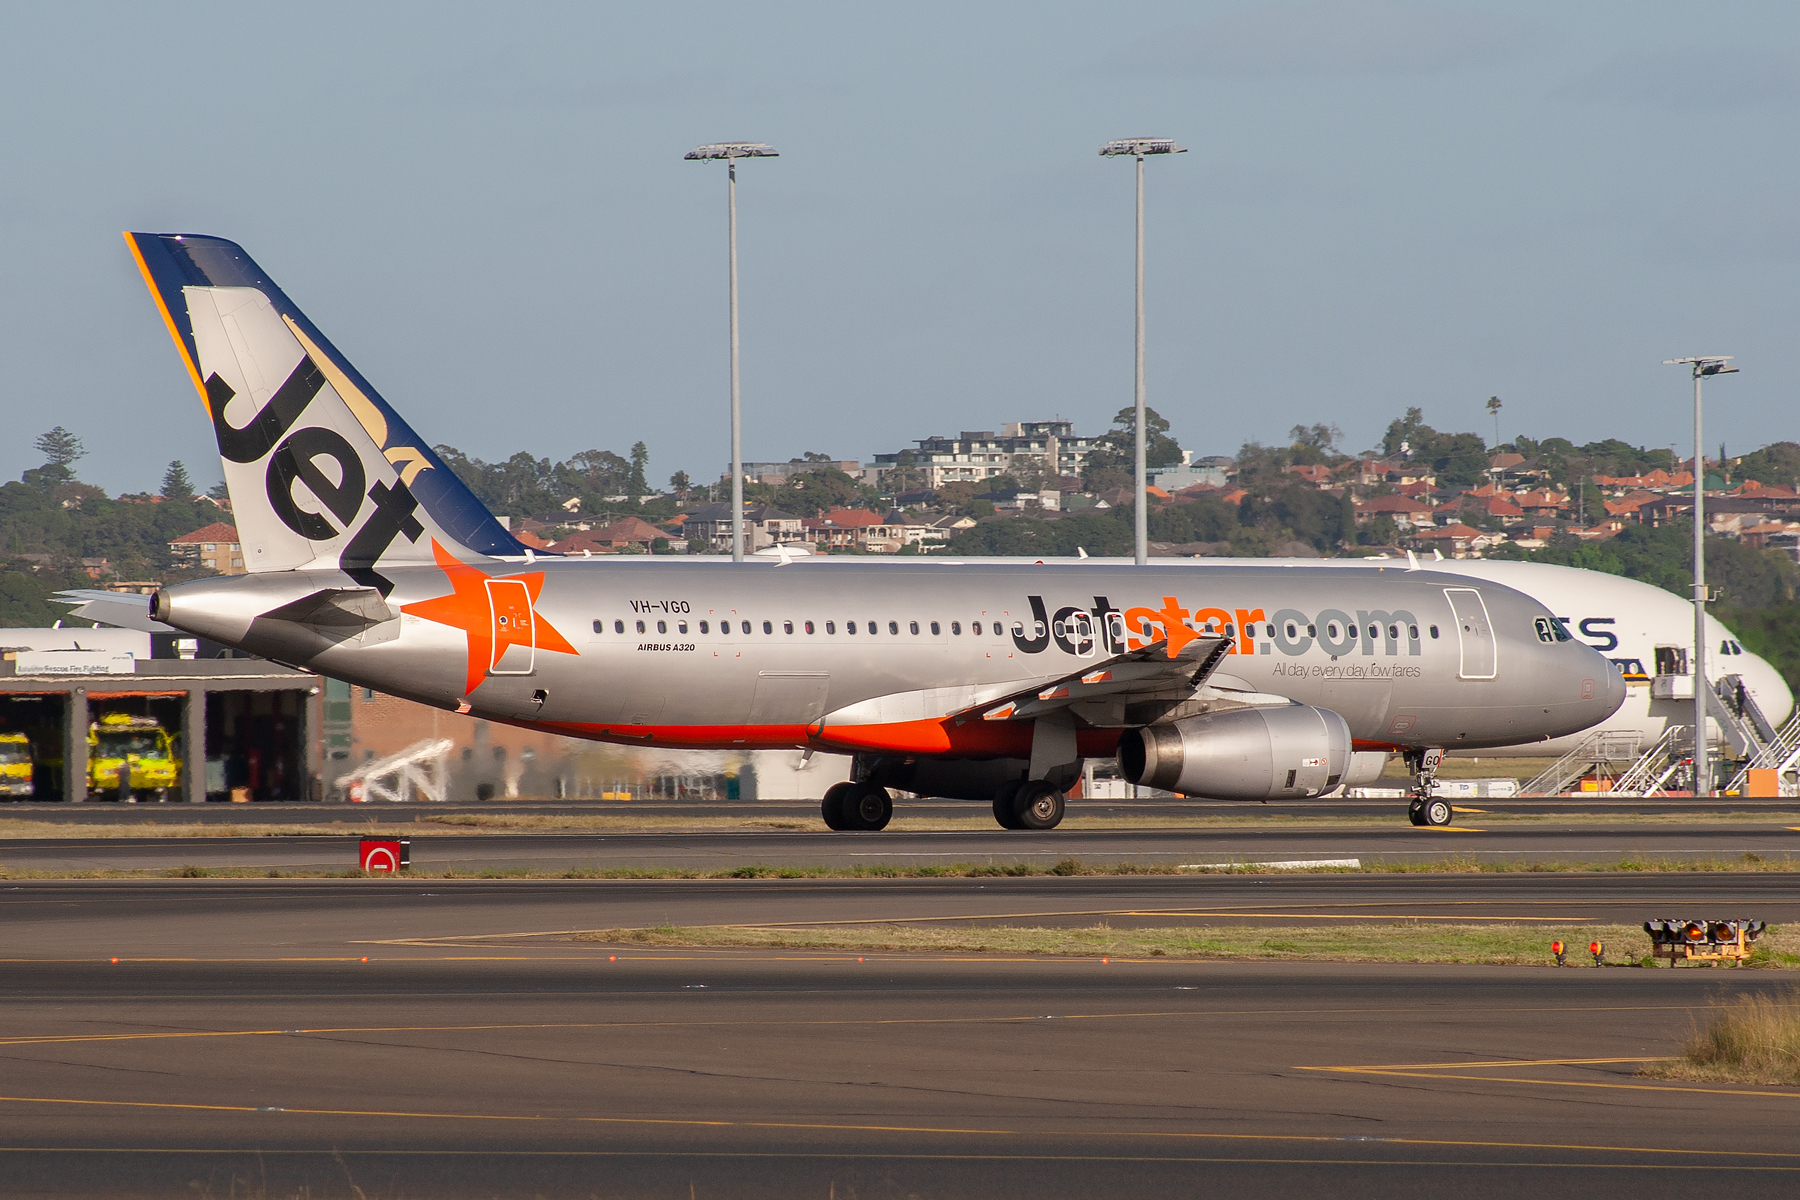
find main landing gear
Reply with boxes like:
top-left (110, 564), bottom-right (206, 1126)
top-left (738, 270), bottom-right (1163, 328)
top-left (822, 781), bottom-right (893, 832)
top-left (991, 780), bottom-right (1066, 831)
top-left (1406, 747), bottom-right (1452, 827)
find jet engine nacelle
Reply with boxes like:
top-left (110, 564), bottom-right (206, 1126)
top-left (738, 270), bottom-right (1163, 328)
top-left (1117, 705), bottom-right (1352, 800)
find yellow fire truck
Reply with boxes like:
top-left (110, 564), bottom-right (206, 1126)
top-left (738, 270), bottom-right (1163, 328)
top-left (0, 732), bottom-right (33, 798)
top-left (89, 714), bottom-right (180, 800)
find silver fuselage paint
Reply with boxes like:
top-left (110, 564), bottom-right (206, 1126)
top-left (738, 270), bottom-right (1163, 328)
top-left (158, 558), bottom-right (1625, 756)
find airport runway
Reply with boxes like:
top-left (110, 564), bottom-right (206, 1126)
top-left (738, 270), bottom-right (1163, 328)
top-left (1, 822), bottom-right (1798, 874)
top-left (0, 878), bottom-right (1797, 1198)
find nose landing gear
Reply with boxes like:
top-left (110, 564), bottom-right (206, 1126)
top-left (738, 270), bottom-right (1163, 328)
top-left (1405, 747), bottom-right (1452, 827)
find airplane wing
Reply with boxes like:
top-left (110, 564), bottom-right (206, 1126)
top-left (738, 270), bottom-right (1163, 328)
top-left (961, 633), bottom-right (1235, 725)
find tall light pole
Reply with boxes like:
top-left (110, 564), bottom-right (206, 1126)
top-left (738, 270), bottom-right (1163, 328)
top-left (1101, 138), bottom-right (1186, 566)
top-left (1662, 355), bottom-right (1737, 796)
top-left (687, 141), bottom-right (778, 561)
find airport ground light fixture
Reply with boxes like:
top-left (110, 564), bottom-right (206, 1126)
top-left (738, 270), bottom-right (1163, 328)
top-left (1661, 355), bottom-right (1738, 796)
top-left (1100, 138), bottom-right (1186, 566)
top-left (687, 142), bottom-right (779, 562)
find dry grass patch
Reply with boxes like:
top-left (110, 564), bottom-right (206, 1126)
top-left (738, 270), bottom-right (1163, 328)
top-left (1643, 988), bottom-right (1800, 1085)
top-left (567, 921), bottom-right (1800, 966)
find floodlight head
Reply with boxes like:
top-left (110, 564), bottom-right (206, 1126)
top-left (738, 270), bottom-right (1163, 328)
top-left (686, 143), bottom-right (779, 161)
top-left (1662, 356), bottom-right (1738, 377)
top-left (1100, 138), bottom-right (1187, 158)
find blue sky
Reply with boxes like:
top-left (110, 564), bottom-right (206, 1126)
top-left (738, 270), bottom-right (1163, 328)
top-left (2, 1), bottom-right (1796, 494)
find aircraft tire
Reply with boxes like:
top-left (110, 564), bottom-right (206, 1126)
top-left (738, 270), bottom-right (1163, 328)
top-left (1421, 797), bottom-right (1454, 827)
top-left (1014, 782), bottom-right (1065, 831)
top-left (1407, 802), bottom-right (1426, 827)
top-left (844, 784), bottom-right (893, 832)
top-left (992, 782), bottom-right (1026, 830)
top-left (821, 782), bottom-right (855, 831)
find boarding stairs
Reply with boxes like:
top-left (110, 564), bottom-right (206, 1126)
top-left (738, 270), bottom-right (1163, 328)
top-left (335, 738), bottom-right (454, 803)
top-left (1609, 726), bottom-right (1688, 797)
top-left (1724, 691), bottom-right (1800, 797)
top-left (1520, 730), bottom-right (1644, 797)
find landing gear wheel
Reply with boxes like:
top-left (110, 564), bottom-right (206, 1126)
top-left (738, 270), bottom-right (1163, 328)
top-left (1014, 781), bottom-right (1066, 831)
top-left (1420, 797), bottom-right (1453, 827)
top-left (1407, 801), bottom-right (1426, 827)
top-left (843, 783), bottom-right (893, 832)
top-left (992, 782), bottom-right (1025, 830)
top-left (821, 782), bottom-right (855, 831)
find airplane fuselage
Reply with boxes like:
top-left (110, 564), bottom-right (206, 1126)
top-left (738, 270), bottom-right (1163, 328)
top-left (159, 558), bottom-right (1626, 763)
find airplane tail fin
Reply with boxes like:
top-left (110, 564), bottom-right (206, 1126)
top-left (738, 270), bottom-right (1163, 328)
top-left (124, 232), bottom-right (527, 588)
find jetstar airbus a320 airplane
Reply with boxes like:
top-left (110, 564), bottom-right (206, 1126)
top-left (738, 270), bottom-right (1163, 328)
top-left (124, 232), bottom-right (1625, 830)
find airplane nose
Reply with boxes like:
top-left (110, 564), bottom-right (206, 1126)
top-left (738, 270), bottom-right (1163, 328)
top-left (1603, 660), bottom-right (1628, 714)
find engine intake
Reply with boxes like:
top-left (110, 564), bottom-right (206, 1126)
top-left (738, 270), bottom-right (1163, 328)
top-left (1117, 705), bottom-right (1351, 800)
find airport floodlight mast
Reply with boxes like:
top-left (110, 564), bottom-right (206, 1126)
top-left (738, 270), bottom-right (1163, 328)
top-left (1662, 355), bottom-right (1738, 796)
top-left (1100, 138), bottom-right (1186, 566)
top-left (686, 142), bottom-right (779, 561)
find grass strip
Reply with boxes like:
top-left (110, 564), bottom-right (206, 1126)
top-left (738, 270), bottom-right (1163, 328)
top-left (1642, 987), bottom-right (1800, 1084)
top-left (564, 921), bottom-right (1800, 968)
top-left (0, 853), bottom-right (1797, 882)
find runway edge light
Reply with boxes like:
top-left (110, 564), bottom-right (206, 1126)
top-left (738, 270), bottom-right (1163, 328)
top-left (1550, 940), bottom-right (1566, 966)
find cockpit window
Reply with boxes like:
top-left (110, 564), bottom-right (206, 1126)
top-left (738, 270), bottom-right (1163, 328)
top-left (1534, 616), bottom-right (1573, 643)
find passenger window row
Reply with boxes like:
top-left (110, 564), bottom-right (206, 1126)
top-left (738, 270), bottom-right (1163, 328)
top-left (593, 618), bottom-right (1015, 638)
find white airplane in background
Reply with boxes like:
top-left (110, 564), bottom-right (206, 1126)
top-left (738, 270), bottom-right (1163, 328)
top-left (1404, 558), bottom-right (1793, 759)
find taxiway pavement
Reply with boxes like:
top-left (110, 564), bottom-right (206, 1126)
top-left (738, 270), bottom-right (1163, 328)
top-left (0, 876), bottom-right (1797, 1198)
top-left (1, 822), bottom-right (1797, 874)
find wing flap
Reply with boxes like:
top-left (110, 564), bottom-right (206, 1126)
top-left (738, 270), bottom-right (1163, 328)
top-left (968, 634), bottom-right (1234, 724)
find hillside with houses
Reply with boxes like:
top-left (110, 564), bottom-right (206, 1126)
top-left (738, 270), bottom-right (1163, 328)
top-left (6, 412), bottom-right (1798, 684)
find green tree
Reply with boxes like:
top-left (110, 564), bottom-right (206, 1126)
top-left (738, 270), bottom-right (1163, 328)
top-left (627, 442), bottom-right (650, 497)
top-left (29, 427), bottom-right (85, 489)
top-left (1288, 423), bottom-right (1342, 453)
top-left (1733, 442), bottom-right (1800, 488)
top-left (1086, 406), bottom-right (1183, 477)
top-left (668, 470), bottom-right (691, 500)
top-left (782, 468), bottom-right (871, 518)
top-left (160, 461), bottom-right (194, 501)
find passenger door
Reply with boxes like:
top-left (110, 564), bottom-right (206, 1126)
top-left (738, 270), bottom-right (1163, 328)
top-left (1444, 588), bottom-right (1496, 680)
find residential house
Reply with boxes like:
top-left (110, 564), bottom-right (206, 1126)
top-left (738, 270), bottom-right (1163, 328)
top-left (15, 554), bottom-right (110, 580)
top-left (804, 508), bottom-right (885, 551)
top-left (551, 516), bottom-right (666, 553)
top-left (1405, 523), bottom-right (1501, 558)
top-left (1484, 496), bottom-right (1526, 526)
top-left (1355, 495), bottom-right (1436, 530)
top-left (682, 504), bottom-right (805, 551)
top-left (1511, 489), bottom-right (1569, 518)
top-left (169, 522), bottom-right (246, 575)
top-left (1282, 463), bottom-right (1336, 488)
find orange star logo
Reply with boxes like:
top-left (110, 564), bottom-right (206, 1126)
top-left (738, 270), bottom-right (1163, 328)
top-left (1156, 596), bottom-right (1199, 658)
top-left (400, 539), bottom-right (578, 697)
